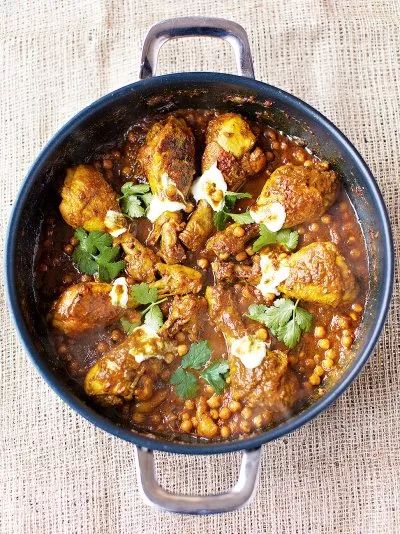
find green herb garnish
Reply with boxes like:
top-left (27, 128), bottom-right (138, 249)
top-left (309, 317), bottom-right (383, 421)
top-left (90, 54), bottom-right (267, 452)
top-left (213, 191), bottom-right (252, 230)
top-left (120, 317), bottom-right (140, 334)
top-left (130, 282), bottom-right (158, 305)
top-left (72, 228), bottom-right (124, 282)
top-left (119, 182), bottom-right (152, 218)
top-left (247, 298), bottom-right (313, 349)
top-left (252, 225), bottom-right (299, 252)
top-left (181, 340), bottom-right (212, 370)
top-left (170, 368), bottom-right (198, 399)
top-left (143, 304), bottom-right (164, 332)
top-left (200, 359), bottom-right (230, 394)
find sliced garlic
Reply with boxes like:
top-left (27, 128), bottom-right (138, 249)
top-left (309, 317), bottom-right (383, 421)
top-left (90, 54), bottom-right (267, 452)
top-left (146, 196), bottom-right (186, 223)
top-left (256, 253), bottom-right (290, 297)
top-left (104, 210), bottom-right (127, 237)
top-left (109, 277), bottom-right (129, 308)
top-left (230, 335), bottom-right (267, 369)
top-left (250, 201), bottom-right (286, 232)
top-left (128, 325), bottom-right (165, 363)
top-left (191, 162), bottom-right (228, 211)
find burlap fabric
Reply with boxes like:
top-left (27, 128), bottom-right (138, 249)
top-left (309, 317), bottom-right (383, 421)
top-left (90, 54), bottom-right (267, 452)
top-left (1, 1), bottom-right (399, 532)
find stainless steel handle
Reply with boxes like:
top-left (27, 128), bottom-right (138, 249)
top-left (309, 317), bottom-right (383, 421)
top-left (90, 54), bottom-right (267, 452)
top-left (139, 16), bottom-right (255, 79)
top-left (135, 446), bottom-right (261, 515)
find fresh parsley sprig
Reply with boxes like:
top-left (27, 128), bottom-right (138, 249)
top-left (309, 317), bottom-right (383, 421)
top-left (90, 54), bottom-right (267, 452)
top-left (170, 340), bottom-right (230, 399)
top-left (213, 191), bottom-right (252, 230)
top-left (72, 228), bottom-right (125, 282)
top-left (125, 282), bottom-right (167, 332)
top-left (119, 182), bottom-right (152, 218)
top-left (247, 298), bottom-right (313, 349)
top-left (252, 225), bottom-right (299, 253)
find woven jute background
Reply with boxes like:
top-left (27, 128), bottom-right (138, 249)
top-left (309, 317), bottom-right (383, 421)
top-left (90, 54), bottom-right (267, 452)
top-left (1, 1), bottom-right (399, 532)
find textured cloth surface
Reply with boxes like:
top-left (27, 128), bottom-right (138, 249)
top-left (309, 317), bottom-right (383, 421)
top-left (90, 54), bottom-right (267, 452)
top-left (1, 1), bottom-right (399, 532)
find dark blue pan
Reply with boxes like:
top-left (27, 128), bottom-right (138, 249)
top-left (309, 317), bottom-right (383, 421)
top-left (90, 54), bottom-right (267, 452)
top-left (5, 18), bottom-right (393, 514)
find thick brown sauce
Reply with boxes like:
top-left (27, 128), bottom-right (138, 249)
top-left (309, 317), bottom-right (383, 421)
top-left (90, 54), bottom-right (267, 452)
top-left (35, 109), bottom-right (368, 441)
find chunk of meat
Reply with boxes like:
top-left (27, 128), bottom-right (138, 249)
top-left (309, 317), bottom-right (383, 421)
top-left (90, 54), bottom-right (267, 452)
top-left (205, 223), bottom-right (259, 258)
top-left (211, 257), bottom-right (261, 285)
top-left (119, 233), bottom-right (158, 283)
top-left (138, 116), bottom-right (196, 201)
top-left (229, 350), bottom-right (301, 416)
top-left (205, 285), bottom-right (246, 339)
top-left (150, 263), bottom-right (203, 298)
top-left (59, 164), bottom-right (119, 231)
top-left (147, 211), bottom-right (186, 264)
top-left (51, 282), bottom-right (123, 335)
top-left (279, 241), bottom-right (358, 306)
top-left (84, 332), bottom-right (169, 404)
top-left (179, 199), bottom-right (214, 252)
top-left (202, 113), bottom-right (263, 191)
top-left (253, 163), bottom-right (339, 227)
top-left (159, 295), bottom-right (208, 342)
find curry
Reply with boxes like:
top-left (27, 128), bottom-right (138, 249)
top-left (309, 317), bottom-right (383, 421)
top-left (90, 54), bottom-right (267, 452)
top-left (35, 109), bottom-right (368, 441)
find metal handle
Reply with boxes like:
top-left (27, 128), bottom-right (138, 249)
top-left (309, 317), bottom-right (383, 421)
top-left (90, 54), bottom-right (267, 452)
top-left (139, 16), bottom-right (255, 79)
top-left (135, 446), bottom-right (261, 515)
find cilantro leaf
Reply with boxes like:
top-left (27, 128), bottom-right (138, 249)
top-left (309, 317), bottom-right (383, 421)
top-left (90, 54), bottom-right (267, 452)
top-left (181, 340), bottom-right (212, 370)
top-left (247, 298), bottom-right (313, 349)
top-left (200, 359), bottom-right (229, 394)
top-left (120, 317), bottom-right (140, 334)
top-left (224, 191), bottom-right (252, 209)
top-left (170, 368), bottom-right (198, 399)
top-left (121, 195), bottom-right (145, 218)
top-left (131, 283), bottom-right (158, 305)
top-left (252, 225), bottom-right (299, 252)
top-left (121, 182), bottom-right (150, 196)
top-left (227, 210), bottom-right (253, 224)
top-left (72, 228), bottom-right (124, 281)
top-left (213, 191), bottom-right (253, 230)
top-left (213, 209), bottom-right (230, 231)
top-left (143, 304), bottom-right (164, 332)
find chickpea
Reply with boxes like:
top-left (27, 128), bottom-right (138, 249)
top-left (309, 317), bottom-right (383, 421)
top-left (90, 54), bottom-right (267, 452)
top-left (303, 160), bottom-right (313, 168)
top-left (197, 258), bottom-right (209, 269)
top-left (62, 274), bottom-right (73, 285)
top-left (69, 236), bottom-right (79, 246)
top-left (220, 426), bottom-right (231, 438)
top-left (338, 316), bottom-right (350, 329)
top-left (204, 385), bottom-right (215, 396)
top-left (352, 303), bottom-right (363, 313)
top-left (295, 149), bottom-right (306, 163)
top-left (181, 420), bottom-right (193, 433)
top-left (241, 407), bottom-right (252, 420)
top-left (176, 332), bottom-right (186, 343)
top-left (347, 236), bottom-right (356, 244)
top-left (132, 412), bottom-right (145, 424)
top-left (207, 395), bottom-right (222, 409)
top-left (228, 400), bottom-right (241, 413)
top-left (177, 344), bottom-right (188, 356)
top-left (322, 358), bottom-right (334, 370)
top-left (111, 329), bottom-right (122, 342)
top-left (181, 412), bottom-right (190, 421)
top-left (121, 166), bottom-right (131, 177)
top-left (350, 249), bottom-right (361, 258)
top-left (96, 341), bottom-right (108, 353)
top-left (253, 415), bottom-right (263, 428)
top-left (349, 312), bottom-right (358, 322)
top-left (235, 251), bottom-right (248, 262)
top-left (314, 326), bottom-right (326, 339)
top-left (318, 338), bottom-right (330, 350)
top-left (219, 407), bottom-right (232, 420)
top-left (197, 415), bottom-right (219, 438)
top-left (309, 374), bottom-right (321, 386)
top-left (319, 160), bottom-right (330, 170)
top-left (103, 158), bottom-right (113, 169)
top-left (341, 335), bottom-right (353, 348)
top-left (265, 151), bottom-right (274, 162)
top-left (166, 184), bottom-right (177, 199)
top-left (325, 349), bottom-right (337, 361)
top-left (210, 409), bottom-right (219, 420)
top-left (309, 223), bottom-right (319, 232)
top-left (64, 244), bottom-right (74, 254)
top-left (314, 365), bottom-right (324, 377)
top-left (239, 420), bottom-right (251, 433)
top-left (191, 417), bottom-right (198, 428)
top-left (255, 328), bottom-right (268, 341)
top-left (57, 344), bottom-right (68, 355)
top-left (211, 189), bottom-right (224, 203)
top-left (160, 369), bottom-right (170, 381)
top-left (245, 246), bottom-right (255, 257)
top-left (233, 226), bottom-right (245, 238)
top-left (165, 353), bottom-right (175, 364)
top-left (297, 227), bottom-right (305, 235)
top-left (184, 399), bottom-right (195, 410)
top-left (321, 215), bottom-right (332, 224)
top-left (271, 141), bottom-right (280, 150)
top-left (219, 252), bottom-right (230, 261)
top-left (184, 202), bottom-right (194, 213)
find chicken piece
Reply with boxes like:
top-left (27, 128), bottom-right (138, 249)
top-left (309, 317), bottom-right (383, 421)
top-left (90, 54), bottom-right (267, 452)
top-left (147, 211), bottom-right (186, 264)
top-left (205, 285), bottom-right (246, 339)
top-left (51, 282), bottom-right (123, 335)
top-left (179, 199), bottom-right (214, 252)
top-left (205, 223), bottom-right (259, 258)
top-left (252, 163), bottom-right (339, 228)
top-left (211, 257), bottom-right (261, 285)
top-left (84, 331), bottom-right (169, 404)
top-left (150, 263), bottom-right (203, 298)
top-left (138, 116), bottom-right (196, 201)
top-left (159, 295), bottom-right (208, 342)
top-left (59, 164), bottom-right (119, 231)
top-left (228, 350), bottom-right (301, 416)
top-left (119, 233), bottom-right (158, 283)
top-left (279, 241), bottom-right (358, 306)
top-left (202, 113), bottom-right (262, 191)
